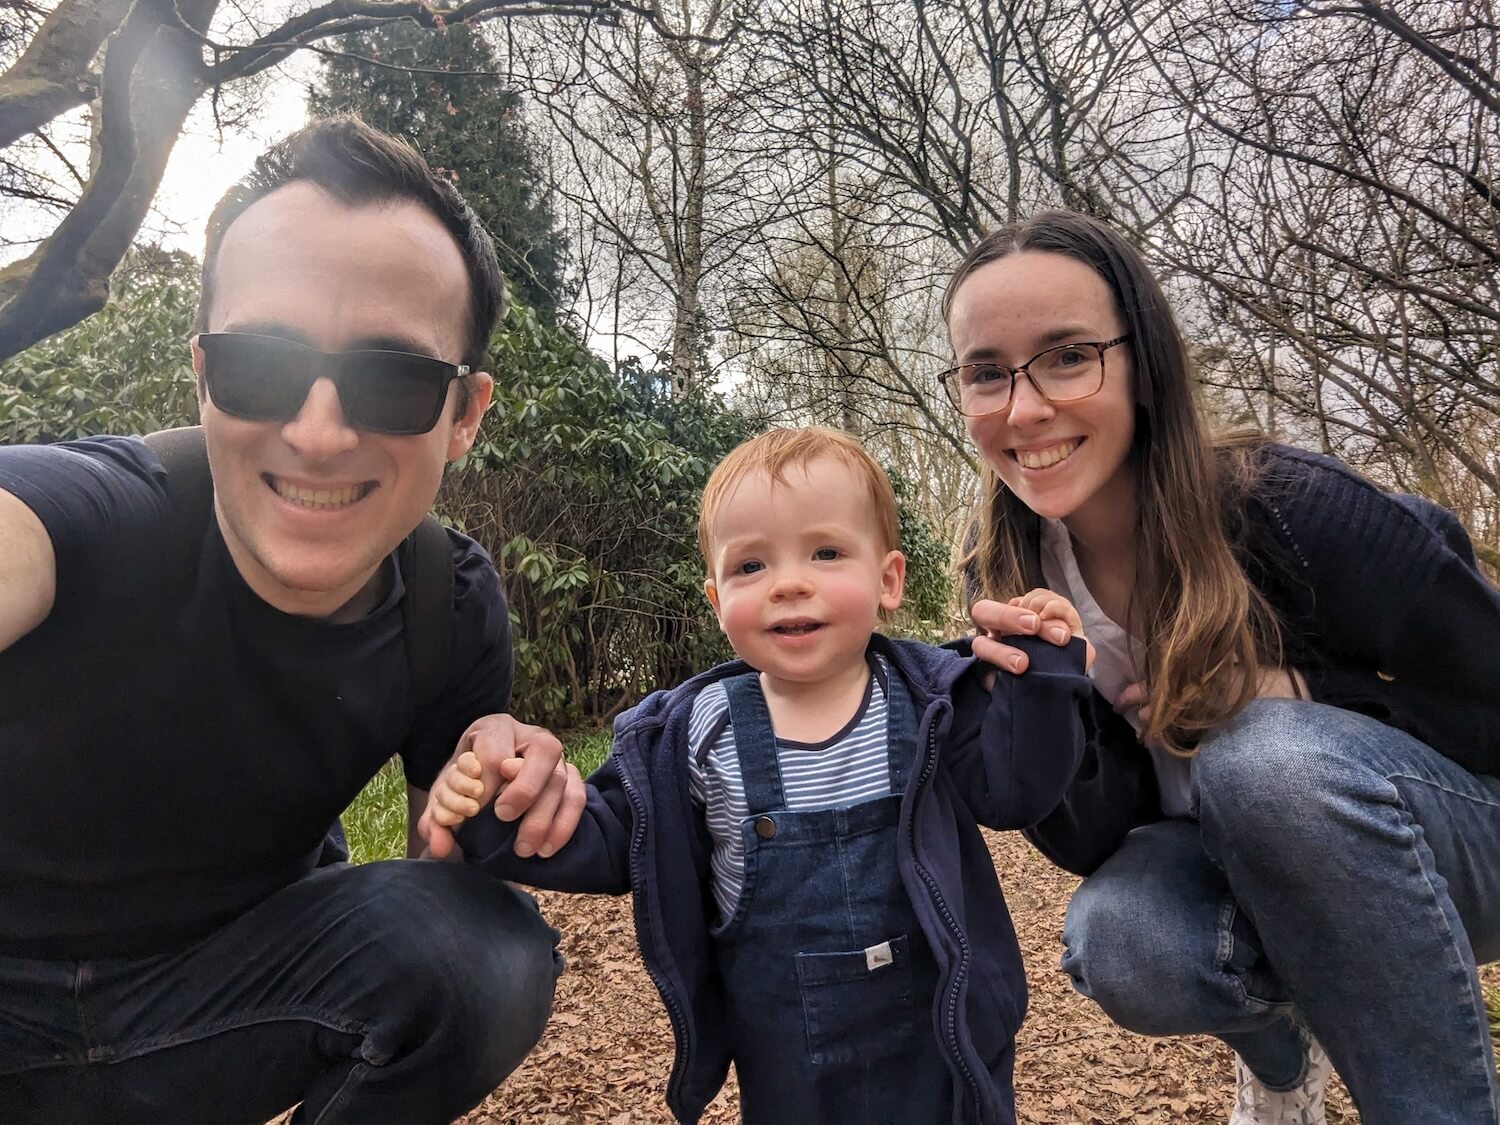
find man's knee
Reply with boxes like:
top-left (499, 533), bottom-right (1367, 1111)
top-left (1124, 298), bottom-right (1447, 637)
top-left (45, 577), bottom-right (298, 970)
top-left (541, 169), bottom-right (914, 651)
top-left (337, 862), bottom-right (561, 1071)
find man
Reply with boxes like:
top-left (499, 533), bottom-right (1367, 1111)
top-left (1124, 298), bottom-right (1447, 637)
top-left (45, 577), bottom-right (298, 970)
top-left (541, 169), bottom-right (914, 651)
top-left (0, 118), bottom-right (584, 1124)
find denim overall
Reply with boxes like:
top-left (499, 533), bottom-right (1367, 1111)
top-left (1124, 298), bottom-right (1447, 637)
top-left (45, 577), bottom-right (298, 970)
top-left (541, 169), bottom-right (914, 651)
top-left (713, 670), bottom-right (954, 1124)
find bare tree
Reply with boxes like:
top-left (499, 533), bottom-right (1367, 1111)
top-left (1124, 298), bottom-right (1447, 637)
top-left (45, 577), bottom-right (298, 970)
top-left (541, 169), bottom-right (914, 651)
top-left (508, 0), bottom-right (781, 394)
top-left (1138, 0), bottom-right (1500, 544)
top-left (717, 0), bottom-right (1156, 537)
top-left (0, 0), bottom-right (610, 362)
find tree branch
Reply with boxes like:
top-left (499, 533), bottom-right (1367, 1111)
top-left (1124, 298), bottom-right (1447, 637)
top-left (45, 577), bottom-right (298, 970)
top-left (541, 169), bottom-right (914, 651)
top-left (0, 0), bottom-right (133, 148)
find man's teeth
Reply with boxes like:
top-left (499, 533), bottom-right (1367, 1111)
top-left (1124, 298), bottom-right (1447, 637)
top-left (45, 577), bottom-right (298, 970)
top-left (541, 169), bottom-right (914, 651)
top-left (271, 479), bottom-right (371, 509)
top-left (1015, 440), bottom-right (1081, 470)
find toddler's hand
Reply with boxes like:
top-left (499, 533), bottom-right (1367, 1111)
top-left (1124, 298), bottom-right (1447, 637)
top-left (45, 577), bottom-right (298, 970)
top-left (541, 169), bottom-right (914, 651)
top-left (425, 751), bottom-right (494, 843)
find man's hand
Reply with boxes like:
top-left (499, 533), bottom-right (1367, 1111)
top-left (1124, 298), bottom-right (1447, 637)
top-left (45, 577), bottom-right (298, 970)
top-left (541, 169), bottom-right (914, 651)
top-left (970, 589), bottom-right (1093, 674)
top-left (418, 714), bottom-right (586, 861)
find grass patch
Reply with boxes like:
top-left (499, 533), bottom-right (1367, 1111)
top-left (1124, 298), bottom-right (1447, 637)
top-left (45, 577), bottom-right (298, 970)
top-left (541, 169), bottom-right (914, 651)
top-left (340, 729), bottom-right (615, 864)
top-left (565, 729), bottom-right (613, 776)
top-left (343, 759), bottom-right (410, 864)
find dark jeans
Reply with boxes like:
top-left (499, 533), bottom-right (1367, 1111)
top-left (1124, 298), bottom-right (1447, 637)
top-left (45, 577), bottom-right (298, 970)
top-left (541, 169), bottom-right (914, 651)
top-left (0, 860), bottom-right (563, 1124)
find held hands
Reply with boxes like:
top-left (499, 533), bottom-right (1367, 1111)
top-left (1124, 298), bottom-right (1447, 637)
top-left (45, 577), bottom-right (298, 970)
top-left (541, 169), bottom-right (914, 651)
top-left (970, 588), bottom-right (1096, 675)
top-left (418, 713), bottom-right (586, 862)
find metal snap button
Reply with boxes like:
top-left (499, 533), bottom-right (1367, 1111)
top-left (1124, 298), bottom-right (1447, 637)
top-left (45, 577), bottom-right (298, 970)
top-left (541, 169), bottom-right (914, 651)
top-left (754, 815), bottom-right (776, 839)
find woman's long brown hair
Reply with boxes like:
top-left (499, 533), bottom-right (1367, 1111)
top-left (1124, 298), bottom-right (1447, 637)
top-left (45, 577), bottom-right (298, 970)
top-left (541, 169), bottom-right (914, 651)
top-left (949, 211), bottom-right (1281, 755)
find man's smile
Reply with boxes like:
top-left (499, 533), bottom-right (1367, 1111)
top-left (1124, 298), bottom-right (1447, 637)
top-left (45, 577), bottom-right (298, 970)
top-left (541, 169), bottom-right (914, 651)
top-left (264, 474), bottom-right (378, 510)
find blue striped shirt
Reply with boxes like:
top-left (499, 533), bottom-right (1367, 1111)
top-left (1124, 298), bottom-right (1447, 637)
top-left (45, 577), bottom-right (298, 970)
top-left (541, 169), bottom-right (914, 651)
top-left (687, 656), bottom-right (892, 920)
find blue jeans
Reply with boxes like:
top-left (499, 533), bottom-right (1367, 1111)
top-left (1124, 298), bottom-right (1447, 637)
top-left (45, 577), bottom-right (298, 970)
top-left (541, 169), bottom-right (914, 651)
top-left (1060, 700), bottom-right (1500, 1125)
top-left (0, 860), bottom-right (563, 1124)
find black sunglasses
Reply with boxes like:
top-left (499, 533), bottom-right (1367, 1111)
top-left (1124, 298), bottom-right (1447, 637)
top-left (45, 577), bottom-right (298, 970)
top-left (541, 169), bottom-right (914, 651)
top-left (197, 332), bottom-right (473, 436)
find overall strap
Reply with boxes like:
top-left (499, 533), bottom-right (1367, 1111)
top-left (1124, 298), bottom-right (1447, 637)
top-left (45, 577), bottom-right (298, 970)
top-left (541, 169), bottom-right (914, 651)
top-left (140, 426), bottom-right (453, 712)
top-left (880, 659), bottom-right (921, 796)
top-left (721, 672), bottom-right (786, 815)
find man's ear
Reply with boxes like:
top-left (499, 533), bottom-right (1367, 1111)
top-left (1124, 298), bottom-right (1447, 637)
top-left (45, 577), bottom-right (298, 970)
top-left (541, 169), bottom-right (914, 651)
top-left (446, 372), bottom-right (494, 461)
top-left (879, 549), bottom-right (907, 614)
top-left (190, 335), bottom-right (208, 411)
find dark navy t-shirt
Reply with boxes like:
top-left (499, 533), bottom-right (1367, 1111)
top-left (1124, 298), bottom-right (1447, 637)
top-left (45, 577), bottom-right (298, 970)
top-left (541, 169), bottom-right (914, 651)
top-left (0, 437), bottom-right (512, 959)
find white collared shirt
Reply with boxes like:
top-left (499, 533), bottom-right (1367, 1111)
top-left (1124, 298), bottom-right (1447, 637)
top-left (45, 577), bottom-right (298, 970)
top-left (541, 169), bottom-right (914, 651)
top-left (1039, 518), bottom-right (1195, 818)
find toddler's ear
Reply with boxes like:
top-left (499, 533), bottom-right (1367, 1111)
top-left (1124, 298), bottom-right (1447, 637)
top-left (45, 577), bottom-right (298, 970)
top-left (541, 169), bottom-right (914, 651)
top-left (703, 578), bottom-right (724, 626)
top-left (879, 550), bottom-right (907, 613)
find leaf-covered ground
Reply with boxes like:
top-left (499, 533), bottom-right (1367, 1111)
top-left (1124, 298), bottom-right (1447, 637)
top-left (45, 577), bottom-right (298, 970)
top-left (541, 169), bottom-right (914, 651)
top-left (270, 815), bottom-right (1498, 1124)
top-left (463, 829), bottom-right (1499, 1124)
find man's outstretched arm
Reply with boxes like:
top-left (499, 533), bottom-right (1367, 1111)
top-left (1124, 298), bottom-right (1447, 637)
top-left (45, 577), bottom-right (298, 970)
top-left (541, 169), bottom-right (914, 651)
top-left (0, 488), bottom-right (56, 653)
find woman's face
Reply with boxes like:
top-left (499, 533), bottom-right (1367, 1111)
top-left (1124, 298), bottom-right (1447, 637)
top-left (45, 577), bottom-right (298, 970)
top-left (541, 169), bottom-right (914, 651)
top-left (947, 250), bottom-right (1137, 531)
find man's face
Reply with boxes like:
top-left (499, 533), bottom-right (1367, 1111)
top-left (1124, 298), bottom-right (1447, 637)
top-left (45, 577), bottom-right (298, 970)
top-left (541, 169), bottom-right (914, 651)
top-left (193, 183), bottom-right (493, 619)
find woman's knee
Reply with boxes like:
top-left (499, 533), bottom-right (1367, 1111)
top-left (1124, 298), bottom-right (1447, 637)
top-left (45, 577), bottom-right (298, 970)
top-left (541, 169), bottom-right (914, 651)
top-left (1061, 870), bottom-right (1215, 1036)
top-left (1194, 700), bottom-right (1375, 840)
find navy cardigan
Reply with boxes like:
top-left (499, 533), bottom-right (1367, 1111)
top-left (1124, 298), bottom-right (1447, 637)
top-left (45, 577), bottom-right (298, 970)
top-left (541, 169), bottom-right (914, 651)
top-left (1024, 443), bottom-right (1500, 876)
top-left (459, 634), bottom-right (1092, 1124)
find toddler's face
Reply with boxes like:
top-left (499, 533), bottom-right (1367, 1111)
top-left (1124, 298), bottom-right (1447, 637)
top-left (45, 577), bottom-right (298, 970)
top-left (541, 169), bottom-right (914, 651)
top-left (703, 457), bottom-right (905, 688)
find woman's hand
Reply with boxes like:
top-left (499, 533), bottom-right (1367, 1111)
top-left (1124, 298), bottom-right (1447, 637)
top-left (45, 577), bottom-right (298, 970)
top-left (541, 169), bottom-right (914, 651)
top-left (1114, 666), bottom-right (1306, 740)
top-left (1256, 666), bottom-right (1308, 700)
top-left (971, 589), bottom-right (1095, 673)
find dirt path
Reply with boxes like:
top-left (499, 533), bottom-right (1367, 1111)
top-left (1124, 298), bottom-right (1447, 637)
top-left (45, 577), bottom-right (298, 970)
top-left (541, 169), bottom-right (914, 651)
top-left (469, 833), bottom-right (1398, 1124)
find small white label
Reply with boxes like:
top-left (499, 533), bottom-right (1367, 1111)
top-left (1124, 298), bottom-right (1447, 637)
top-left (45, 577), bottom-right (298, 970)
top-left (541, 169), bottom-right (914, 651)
top-left (865, 940), bottom-right (894, 972)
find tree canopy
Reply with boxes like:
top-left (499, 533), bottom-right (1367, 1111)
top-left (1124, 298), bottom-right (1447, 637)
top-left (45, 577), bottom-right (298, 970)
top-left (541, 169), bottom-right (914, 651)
top-left (307, 21), bottom-right (571, 318)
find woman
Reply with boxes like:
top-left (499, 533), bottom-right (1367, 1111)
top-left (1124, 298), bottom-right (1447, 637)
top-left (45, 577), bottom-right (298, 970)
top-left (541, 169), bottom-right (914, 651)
top-left (944, 210), bottom-right (1500, 1124)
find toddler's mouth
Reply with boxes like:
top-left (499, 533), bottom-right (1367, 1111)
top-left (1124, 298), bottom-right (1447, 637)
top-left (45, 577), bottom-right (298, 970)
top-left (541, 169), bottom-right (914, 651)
top-left (771, 622), bottom-right (823, 635)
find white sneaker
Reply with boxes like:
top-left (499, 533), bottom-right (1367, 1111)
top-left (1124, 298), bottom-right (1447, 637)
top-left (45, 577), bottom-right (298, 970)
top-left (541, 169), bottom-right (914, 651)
top-left (1227, 1034), bottom-right (1331, 1125)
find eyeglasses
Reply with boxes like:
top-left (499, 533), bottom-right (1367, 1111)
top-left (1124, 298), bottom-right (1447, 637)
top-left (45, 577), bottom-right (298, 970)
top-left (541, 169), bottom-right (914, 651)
top-left (938, 336), bottom-right (1131, 417)
top-left (196, 332), bottom-right (472, 436)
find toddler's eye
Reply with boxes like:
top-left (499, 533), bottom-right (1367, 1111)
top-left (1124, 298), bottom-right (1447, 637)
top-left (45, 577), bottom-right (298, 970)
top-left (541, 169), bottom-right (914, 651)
top-left (813, 547), bottom-right (839, 561)
top-left (736, 560), bottom-right (764, 575)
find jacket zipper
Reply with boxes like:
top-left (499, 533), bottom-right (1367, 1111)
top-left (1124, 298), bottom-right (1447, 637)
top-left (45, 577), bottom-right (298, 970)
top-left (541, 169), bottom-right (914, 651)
top-left (618, 754), bottom-right (695, 1117)
top-left (909, 709), bottom-right (984, 1119)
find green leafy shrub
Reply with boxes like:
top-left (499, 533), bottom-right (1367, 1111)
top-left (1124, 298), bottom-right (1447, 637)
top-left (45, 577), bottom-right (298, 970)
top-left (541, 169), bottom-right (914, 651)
top-left (888, 469), bottom-right (952, 640)
top-left (0, 249), bottom-right (201, 443)
top-left (441, 305), bottom-right (756, 726)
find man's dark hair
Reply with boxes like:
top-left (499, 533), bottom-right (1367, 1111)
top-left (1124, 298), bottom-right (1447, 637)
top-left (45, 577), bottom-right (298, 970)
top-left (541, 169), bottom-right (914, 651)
top-left (197, 116), bottom-right (504, 402)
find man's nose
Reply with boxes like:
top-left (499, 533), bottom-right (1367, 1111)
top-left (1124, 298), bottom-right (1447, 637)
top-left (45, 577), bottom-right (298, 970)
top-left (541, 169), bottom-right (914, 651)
top-left (281, 377), bottom-right (359, 459)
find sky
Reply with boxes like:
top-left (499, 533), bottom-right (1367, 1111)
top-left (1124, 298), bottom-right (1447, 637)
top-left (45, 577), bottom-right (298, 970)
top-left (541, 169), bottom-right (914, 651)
top-left (146, 57), bottom-right (315, 258)
top-left (2, 53), bottom-right (312, 266)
